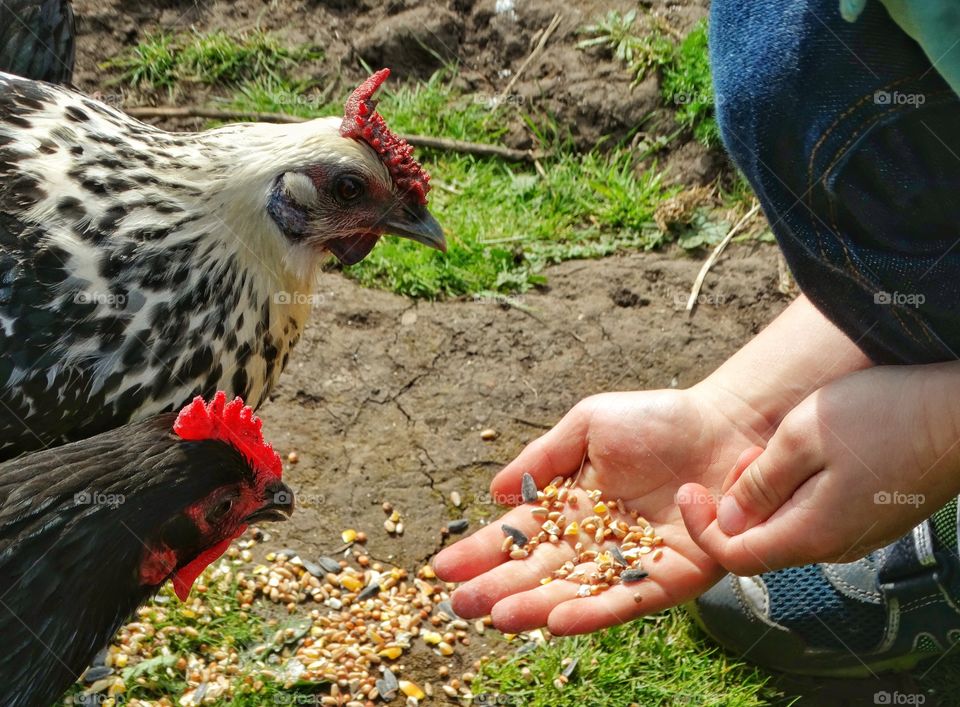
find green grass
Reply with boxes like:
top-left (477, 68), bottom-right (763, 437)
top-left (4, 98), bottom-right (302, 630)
top-left (64, 564), bottom-right (278, 703)
top-left (108, 31), bottom-right (735, 299)
top-left (579, 12), bottom-right (720, 148)
top-left (105, 29), bottom-right (322, 90)
top-left (474, 610), bottom-right (783, 706)
top-left (661, 21), bottom-right (720, 147)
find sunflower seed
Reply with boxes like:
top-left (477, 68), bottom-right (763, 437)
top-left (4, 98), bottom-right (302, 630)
top-left (357, 583), bottom-right (381, 601)
top-left (521, 473), bottom-right (538, 504)
top-left (621, 569), bottom-right (649, 583)
top-left (610, 546), bottom-right (627, 566)
top-left (83, 666), bottom-right (113, 683)
top-left (501, 524), bottom-right (528, 546)
top-left (316, 556), bottom-right (342, 574)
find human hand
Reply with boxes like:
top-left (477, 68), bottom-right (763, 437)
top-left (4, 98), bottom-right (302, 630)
top-left (432, 385), bottom-right (770, 635)
top-left (680, 364), bottom-right (960, 575)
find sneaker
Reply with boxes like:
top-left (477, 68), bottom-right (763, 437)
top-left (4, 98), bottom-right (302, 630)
top-left (687, 503), bottom-right (960, 677)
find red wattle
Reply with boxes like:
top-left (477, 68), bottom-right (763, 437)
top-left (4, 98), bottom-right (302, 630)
top-left (171, 527), bottom-right (246, 601)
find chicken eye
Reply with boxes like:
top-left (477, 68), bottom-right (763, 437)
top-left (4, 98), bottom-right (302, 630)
top-left (334, 175), bottom-right (364, 203)
top-left (206, 497), bottom-right (234, 525)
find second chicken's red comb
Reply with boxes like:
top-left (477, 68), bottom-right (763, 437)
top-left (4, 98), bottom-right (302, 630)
top-left (173, 392), bottom-right (282, 480)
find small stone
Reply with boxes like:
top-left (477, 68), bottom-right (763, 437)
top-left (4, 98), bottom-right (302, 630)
top-left (341, 528), bottom-right (358, 544)
top-left (380, 667), bottom-right (399, 693)
top-left (611, 546), bottom-right (627, 566)
top-left (287, 451), bottom-right (299, 464)
top-left (447, 519), bottom-right (469, 534)
top-left (384, 519), bottom-right (397, 533)
top-left (382, 501), bottom-right (394, 513)
top-left (480, 428), bottom-right (498, 441)
top-left (450, 491), bottom-right (462, 507)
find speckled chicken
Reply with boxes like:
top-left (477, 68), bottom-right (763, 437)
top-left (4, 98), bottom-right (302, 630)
top-left (0, 68), bottom-right (444, 459)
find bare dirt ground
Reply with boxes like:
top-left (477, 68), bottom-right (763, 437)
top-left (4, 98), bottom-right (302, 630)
top-left (72, 0), bottom-right (719, 180)
top-left (262, 244), bottom-right (786, 558)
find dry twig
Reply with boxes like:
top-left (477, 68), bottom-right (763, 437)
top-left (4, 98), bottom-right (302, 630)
top-left (685, 202), bottom-right (762, 315)
top-left (123, 106), bottom-right (544, 162)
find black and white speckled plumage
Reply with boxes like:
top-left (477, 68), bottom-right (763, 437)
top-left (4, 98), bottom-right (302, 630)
top-left (0, 72), bottom-right (443, 459)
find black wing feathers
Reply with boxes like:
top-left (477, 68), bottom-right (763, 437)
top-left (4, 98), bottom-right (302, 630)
top-left (0, 0), bottom-right (76, 85)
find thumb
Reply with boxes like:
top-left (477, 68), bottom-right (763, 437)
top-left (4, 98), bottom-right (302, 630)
top-left (716, 435), bottom-right (815, 536)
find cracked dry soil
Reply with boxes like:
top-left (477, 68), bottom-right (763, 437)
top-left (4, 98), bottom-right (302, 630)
top-left (255, 243), bottom-right (788, 675)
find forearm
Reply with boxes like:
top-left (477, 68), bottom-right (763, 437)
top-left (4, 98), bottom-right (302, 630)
top-left (695, 294), bottom-right (873, 434)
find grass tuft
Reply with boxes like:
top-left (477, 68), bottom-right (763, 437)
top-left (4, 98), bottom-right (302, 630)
top-left (579, 12), bottom-right (720, 148)
top-left (106, 29), bottom-right (322, 90)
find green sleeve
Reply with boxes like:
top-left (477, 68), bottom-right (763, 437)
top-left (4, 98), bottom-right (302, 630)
top-left (841, 0), bottom-right (960, 97)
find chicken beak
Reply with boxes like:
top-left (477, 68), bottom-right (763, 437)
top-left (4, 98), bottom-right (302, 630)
top-left (246, 481), bottom-right (295, 523)
top-left (382, 201), bottom-right (446, 252)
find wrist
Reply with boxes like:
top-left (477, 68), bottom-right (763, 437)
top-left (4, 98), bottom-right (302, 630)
top-left (698, 295), bottom-right (873, 434)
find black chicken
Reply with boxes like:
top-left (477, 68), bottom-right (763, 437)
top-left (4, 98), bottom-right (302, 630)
top-left (0, 0), bottom-right (75, 84)
top-left (0, 391), bottom-right (294, 707)
top-left (0, 68), bottom-right (445, 459)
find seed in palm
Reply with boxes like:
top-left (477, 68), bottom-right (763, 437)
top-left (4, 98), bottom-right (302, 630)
top-left (503, 475), bottom-right (661, 594)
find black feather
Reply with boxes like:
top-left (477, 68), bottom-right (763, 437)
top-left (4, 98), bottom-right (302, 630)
top-left (0, 415), bottom-right (254, 707)
top-left (0, 0), bottom-right (75, 85)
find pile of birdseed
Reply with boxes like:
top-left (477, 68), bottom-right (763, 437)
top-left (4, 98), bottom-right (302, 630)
top-left (71, 525), bottom-right (499, 707)
top-left (508, 473), bottom-right (664, 599)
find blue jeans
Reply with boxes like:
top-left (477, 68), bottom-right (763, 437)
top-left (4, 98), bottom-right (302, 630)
top-left (711, 0), bottom-right (960, 364)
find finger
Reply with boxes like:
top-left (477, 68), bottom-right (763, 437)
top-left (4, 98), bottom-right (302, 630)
top-left (677, 482), bottom-right (718, 537)
top-left (721, 446), bottom-right (765, 494)
top-left (546, 585), bottom-right (654, 635)
top-left (490, 573), bottom-right (592, 633)
top-left (450, 538), bottom-right (577, 619)
top-left (547, 538), bottom-right (724, 635)
top-left (489, 401), bottom-right (593, 503)
top-left (432, 505), bottom-right (549, 583)
top-left (716, 438), bottom-right (817, 535)
top-left (683, 486), bottom-right (822, 575)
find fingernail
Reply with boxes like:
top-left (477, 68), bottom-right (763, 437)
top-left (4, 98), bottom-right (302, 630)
top-left (717, 495), bottom-right (747, 535)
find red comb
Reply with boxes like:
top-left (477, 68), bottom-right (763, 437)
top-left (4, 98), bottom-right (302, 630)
top-left (341, 68), bottom-right (431, 205)
top-left (173, 392), bottom-right (282, 481)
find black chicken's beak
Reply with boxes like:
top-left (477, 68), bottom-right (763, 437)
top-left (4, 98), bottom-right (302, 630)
top-left (247, 481), bottom-right (295, 523)
top-left (383, 201), bottom-right (446, 252)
